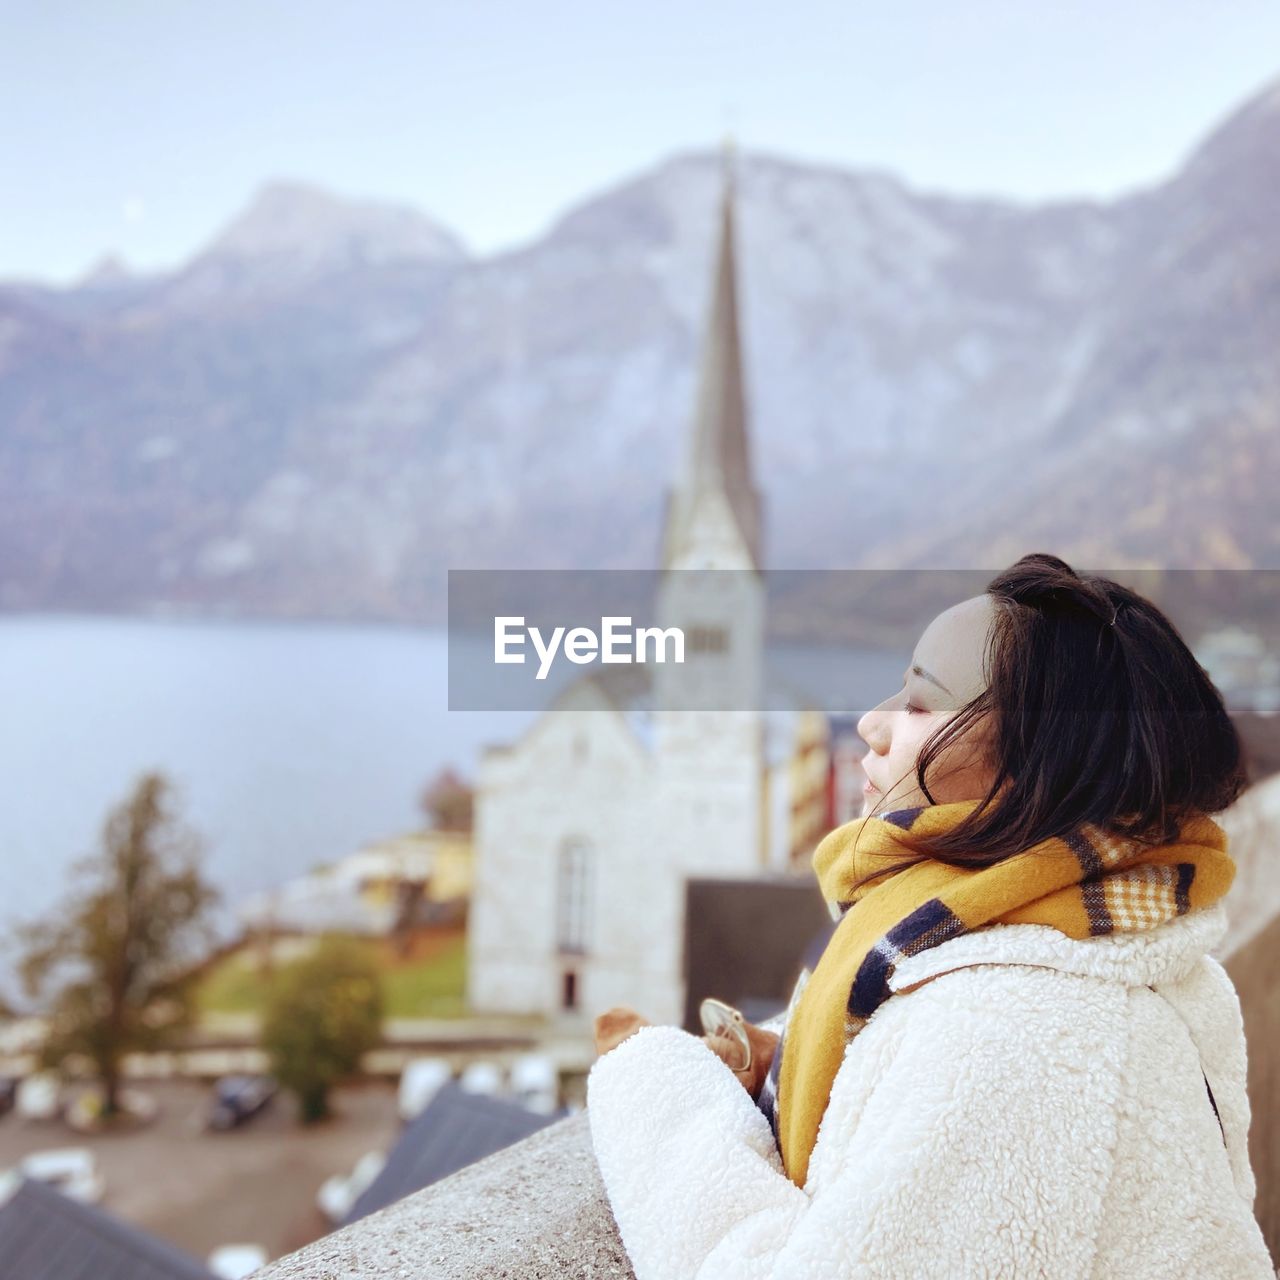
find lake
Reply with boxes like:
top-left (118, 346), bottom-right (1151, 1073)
top-left (0, 614), bottom-right (902, 994)
top-left (0, 614), bottom-right (534, 955)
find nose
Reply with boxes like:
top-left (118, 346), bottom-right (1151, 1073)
top-left (857, 701), bottom-right (889, 759)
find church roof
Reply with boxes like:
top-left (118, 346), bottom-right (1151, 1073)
top-left (559, 662), bottom-right (653, 714)
top-left (342, 1081), bottom-right (566, 1225)
top-left (661, 145), bottom-right (763, 572)
top-left (550, 664), bottom-right (656, 751)
top-left (542, 658), bottom-right (820, 765)
top-left (0, 1176), bottom-right (214, 1280)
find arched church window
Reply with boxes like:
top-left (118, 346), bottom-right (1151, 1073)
top-left (556, 836), bottom-right (592, 956)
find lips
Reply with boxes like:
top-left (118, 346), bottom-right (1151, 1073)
top-left (860, 757), bottom-right (880, 792)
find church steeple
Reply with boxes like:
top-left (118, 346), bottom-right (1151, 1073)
top-left (660, 140), bottom-right (763, 572)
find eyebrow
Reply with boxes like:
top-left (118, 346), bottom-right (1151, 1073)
top-left (904, 664), bottom-right (953, 697)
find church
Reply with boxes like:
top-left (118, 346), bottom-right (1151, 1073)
top-left (466, 153), bottom-right (830, 1029)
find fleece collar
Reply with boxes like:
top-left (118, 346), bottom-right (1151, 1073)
top-left (887, 899), bottom-right (1230, 993)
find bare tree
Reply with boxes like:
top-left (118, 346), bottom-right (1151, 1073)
top-left (419, 767), bottom-right (473, 832)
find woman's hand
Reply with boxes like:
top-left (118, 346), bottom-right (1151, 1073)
top-left (704, 1021), bottom-right (780, 1100)
top-left (594, 1005), bottom-right (653, 1055)
top-left (594, 1004), bottom-right (780, 1101)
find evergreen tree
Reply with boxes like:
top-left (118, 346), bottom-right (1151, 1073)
top-left (260, 934), bottom-right (383, 1123)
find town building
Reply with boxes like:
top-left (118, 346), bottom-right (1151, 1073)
top-left (238, 827), bottom-right (472, 937)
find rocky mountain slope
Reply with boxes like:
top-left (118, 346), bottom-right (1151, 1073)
top-left (2, 78), bottom-right (1278, 624)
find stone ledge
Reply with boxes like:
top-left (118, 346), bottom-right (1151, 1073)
top-left (257, 1110), bottom-right (635, 1279)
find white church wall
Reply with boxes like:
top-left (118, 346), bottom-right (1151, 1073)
top-left (468, 697), bottom-right (656, 1018)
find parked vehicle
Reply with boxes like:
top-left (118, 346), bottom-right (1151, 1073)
top-left (458, 1060), bottom-right (503, 1097)
top-left (14, 1072), bottom-right (61, 1122)
top-left (510, 1053), bottom-right (559, 1115)
top-left (207, 1243), bottom-right (269, 1279)
top-left (18, 1147), bottom-right (105, 1204)
top-left (316, 1150), bottom-right (387, 1224)
top-left (0, 1018), bottom-right (46, 1058)
top-left (66, 1085), bottom-right (159, 1132)
top-left (207, 1074), bottom-right (276, 1131)
top-left (397, 1057), bottom-right (451, 1121)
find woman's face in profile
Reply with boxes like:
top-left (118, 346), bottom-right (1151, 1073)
top-left (856, 594), bottom-right (997, 816)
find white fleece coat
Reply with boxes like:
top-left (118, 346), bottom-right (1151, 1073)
top-left (586, 900), bottom-right (1276, 1279)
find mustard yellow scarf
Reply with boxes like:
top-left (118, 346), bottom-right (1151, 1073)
top-left (771, 799), bottom-right (1237, 1189)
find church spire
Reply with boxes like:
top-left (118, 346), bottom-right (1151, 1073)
top-left (660, 140), bottom-right (763, 572)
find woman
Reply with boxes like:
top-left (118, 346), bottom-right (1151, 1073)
top-left (587, 553), bottom-right (1276, 1280)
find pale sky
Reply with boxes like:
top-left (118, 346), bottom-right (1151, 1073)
top-left (4, 1), bottom-right (1279, 284)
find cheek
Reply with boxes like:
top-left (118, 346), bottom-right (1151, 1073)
top-left (888, 718), bottom-right (935, 768)
top-left (898, 717), bottom-right (987, 777)
top-left (929, 726), bottom-right (994, 789)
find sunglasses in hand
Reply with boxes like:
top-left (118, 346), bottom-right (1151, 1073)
top-left (699, 997), bottom-right (754, 1074)
top-left (593, 999), bottom-right (778, 1100)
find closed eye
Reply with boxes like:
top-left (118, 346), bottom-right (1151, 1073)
top-left (898, 677), bottom-right (926, 716)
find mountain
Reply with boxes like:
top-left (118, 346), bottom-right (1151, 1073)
top-left (152, 180), bottom-right (470, 314)
top-left (876, 76), bottom-right (1280, 572)
top-left (1, 78), bottom-right (1278, 625)
top-left (208, 179), bottom-right (469, 266)
top-left (76, 253), bottom-right (137, 287)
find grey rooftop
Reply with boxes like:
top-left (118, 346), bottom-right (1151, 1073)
top-left (258, 1110), bottom-right (635, 1280)
top-left (343, 1079), bottom-right (566, 1225)
top-left (0, 1173), bottom-right (214, 1280)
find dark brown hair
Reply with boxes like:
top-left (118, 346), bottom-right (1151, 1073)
top-left (847, 553), bottom-right (1248, 895)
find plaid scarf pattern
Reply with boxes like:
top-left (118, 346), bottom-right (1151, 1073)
top-left (757, 799), bottom-right (1237, 1189)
